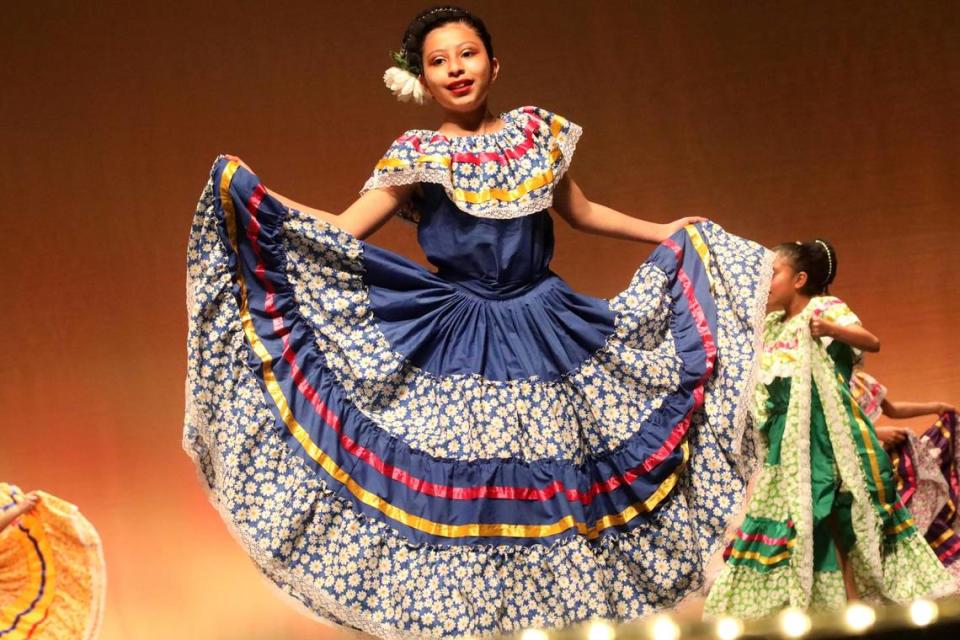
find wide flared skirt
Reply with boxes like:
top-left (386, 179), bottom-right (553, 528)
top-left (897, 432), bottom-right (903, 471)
top-left (183, 157), bottom-right (773, 638)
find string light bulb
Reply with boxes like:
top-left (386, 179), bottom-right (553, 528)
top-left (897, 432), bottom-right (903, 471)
top-left (843, 602), bottom-right (876, 632)
top-left (778, 608), bottom-right (811, 638)
top-left (909, 599), bottom-right (939, 627)
top-left (586, 620), bottom-right (615, 640)
top-left (714, 616), bottom-right (744, 640)
top-left (648, 614), bottom-right (680, 640)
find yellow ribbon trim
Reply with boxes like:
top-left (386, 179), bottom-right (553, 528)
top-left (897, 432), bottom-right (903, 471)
top-left (930, 528), bottom-right (956, 548)
top-left (373, 143), bottom-right (565, 206)
top-left (945, 499), bottom-right (957, 522)
top-left (219, 160), bottom-right (687, 540)
top-left (726, 540), bottom-right (795, 566)
top-left (848, 395), bottom-right (889, 507)
top-left (684, 224), bottom-right (714, 290)
top-left (884, 517), bottom-right (916, 537)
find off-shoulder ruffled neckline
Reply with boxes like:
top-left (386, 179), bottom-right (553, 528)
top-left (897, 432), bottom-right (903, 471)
top-left (403, 107), bottom-right (527, 143)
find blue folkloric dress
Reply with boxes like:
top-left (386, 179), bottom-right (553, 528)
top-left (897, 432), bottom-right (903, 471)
top-left (184, 106), bottom-right (772, 638)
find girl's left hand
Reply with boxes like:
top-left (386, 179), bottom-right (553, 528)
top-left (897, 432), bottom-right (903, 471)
top-left (13, 491), bottom-right (40, 516)
top-left (661, 216), bottom-right (708, 241)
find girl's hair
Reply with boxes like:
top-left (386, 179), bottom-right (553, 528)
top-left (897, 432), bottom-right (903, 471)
top-left (399, 5), bottom-right (494, 75)
top-left (774, 239), bottom-right (838, 296)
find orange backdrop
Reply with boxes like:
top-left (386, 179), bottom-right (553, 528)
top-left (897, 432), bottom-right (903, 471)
top-left (1, 1), bottom-right (956, 638)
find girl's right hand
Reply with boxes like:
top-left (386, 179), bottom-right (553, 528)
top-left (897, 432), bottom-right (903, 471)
top-left (809, 310), bottom-right (836, 339)
top-left (660, 216), bottom-right (709, 241)
top-left (936, 402), bottom-right (957, 416)
top-left (875, 426), bottom-right (909, 448)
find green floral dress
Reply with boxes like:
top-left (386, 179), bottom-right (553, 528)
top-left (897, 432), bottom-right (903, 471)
top-left (704, 296), bottom-right (954, 618)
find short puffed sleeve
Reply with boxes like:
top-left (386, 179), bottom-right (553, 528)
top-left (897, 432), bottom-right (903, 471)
top-left (850, 369), bottom-right (888, 422)
top-left (811, 296), bottom-right (860, 327)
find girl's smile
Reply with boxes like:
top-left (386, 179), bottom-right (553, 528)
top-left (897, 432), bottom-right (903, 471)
top-left (446, 79), bottom-right (474, 96)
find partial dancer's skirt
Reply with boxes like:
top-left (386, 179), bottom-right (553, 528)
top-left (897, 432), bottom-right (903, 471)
top-left (183, 157), bottom-right (773, 638)
top-left (889, 412), bottom-right (960, 587)
top-left (0, 484), bottom-right (105, 640)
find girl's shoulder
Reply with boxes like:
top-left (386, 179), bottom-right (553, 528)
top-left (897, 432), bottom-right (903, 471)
top-left (809, 295), bottom-right (860, 326)
top-left (361, 106), bottom-right (582, 220)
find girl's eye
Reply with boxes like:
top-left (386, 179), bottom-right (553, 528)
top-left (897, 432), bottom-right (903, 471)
top-left (462, 51), bottom-right (474, 57)
top-left (431, 58), bottom-right (445, 66)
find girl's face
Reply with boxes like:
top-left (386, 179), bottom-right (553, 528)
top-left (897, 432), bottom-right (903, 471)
top-left (768, 254), bottom-right (808, 312)
top-left (419, 22), bottom-right (499, 114)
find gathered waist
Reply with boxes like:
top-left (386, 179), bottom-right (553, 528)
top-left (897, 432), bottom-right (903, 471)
top-left (435, 267), bottom-right (558, 301)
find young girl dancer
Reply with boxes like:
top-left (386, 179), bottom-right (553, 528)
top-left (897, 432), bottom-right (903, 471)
top-left (185, 6), bottom-right (773, 637)
top-left (704, 240), bottom-right (954, 618)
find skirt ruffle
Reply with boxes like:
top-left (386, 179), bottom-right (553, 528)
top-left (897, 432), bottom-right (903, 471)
top-left (183, 156), bottom-right (773, 638)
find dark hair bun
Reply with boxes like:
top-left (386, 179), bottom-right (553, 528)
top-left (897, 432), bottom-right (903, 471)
top-left (774, 239), bottom-right (838, 296)
top-left (399, 5), bottom-right (494, 75)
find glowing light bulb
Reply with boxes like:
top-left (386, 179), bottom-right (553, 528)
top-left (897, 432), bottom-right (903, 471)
top-left (587, 620), bottom-right (615, 640)
top-left (778, 608), bottom-right (811, 638)
top-left (843, 602), bottom-right (876, 632)
top-left (909, 599), bottom-right (939, 627)
top-left (649, 614), bottom-right (680, 640)
top-left (715, 616), bottom-right (744, 640)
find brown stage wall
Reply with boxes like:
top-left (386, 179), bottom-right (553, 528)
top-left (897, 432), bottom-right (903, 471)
top-left (0, 1), bottom-right (956, 638)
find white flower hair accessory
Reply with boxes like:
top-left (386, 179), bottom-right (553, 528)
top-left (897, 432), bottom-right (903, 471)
top-left (383, 51), bottom-right (430, 105)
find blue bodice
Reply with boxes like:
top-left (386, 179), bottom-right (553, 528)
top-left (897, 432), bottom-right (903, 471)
top-left (414, 184), bottom-right (555, 298)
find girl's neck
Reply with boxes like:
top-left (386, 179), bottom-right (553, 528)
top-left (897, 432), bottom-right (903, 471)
top-left (781, 294), bottom-right (813, 321)
top-left (438, 104), bottom-right (500, 137)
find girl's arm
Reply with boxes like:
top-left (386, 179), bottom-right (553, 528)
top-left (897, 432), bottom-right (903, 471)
top-left (227, 156), bottom-right (414, 240)
top-left (551, 174), bottom-right (705, 243)
top-left (271, 187), bottom-right (415, 240)
top-left (881, 398), bottom-right (956, 420)
top-left (809, 315), bottom-right (881, 353)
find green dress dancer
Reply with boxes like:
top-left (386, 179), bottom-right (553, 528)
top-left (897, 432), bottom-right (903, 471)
top-left (705, 296), bottom-right (954, 617)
